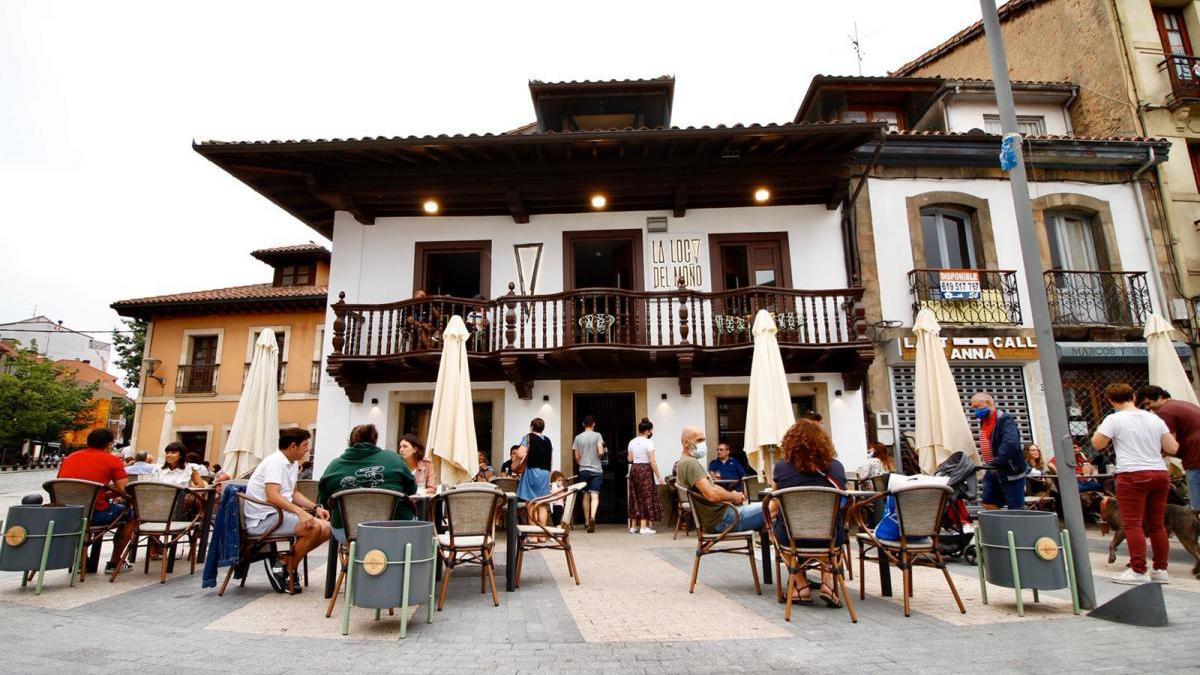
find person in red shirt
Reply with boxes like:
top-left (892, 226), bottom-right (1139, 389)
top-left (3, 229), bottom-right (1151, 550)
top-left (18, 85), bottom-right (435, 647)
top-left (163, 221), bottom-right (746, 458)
top-left (57, 429), bottom-right (135, 573)
top-left (1138, 385), bottom-right (1200, 510)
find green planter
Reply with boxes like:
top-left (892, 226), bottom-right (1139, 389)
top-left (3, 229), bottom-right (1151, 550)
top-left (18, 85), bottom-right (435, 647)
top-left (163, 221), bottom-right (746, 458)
top-left (0, 504), bottom-right (86, 594)
top-left (976, 510), bottom-right (1080, 616)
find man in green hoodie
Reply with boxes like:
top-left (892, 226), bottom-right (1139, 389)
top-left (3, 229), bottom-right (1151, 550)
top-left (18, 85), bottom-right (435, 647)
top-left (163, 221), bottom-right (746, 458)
top-left (317, 424), bottom-right (418, 539)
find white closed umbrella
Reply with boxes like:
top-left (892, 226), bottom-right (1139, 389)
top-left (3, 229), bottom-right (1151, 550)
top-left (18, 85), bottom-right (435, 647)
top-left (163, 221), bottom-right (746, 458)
top-left (221, 328), bottom-right (280, 478)
top-left (428, 316), bottom-right (477, 486)
top-left (1145, 313), bottom-right (1199, 406)
top-left (913, 308), bottom-right (978, 474)
top-left (744, 310), bottom-right (796, 478)
top-left (156, 399), bottom-right (176, 464)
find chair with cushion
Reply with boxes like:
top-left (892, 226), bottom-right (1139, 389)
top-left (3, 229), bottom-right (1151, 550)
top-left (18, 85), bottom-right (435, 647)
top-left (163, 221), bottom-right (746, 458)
top-left (43, 478), bottom-right (118, 581)
top-left (679, 484), bottom-right (761, 595)
top-left (854, 483), bottom-right (965, 617)
top-left (434, 483), bottom-right (506, 610)
top-left (324, 487), bottom-right (414, 618)
top-left (516, 483), bottom-right (584, 586)
top-left (218, 492), bottom-right (306, 595)
top-left (112, 481), bottom-right (202, 584)
top-left (763, 486), bottom-right (856, 623)
top-left (667, 477), bottom-right (693, 540)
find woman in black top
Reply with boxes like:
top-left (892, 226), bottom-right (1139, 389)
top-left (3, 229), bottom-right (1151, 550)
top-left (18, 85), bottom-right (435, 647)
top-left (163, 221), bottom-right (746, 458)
top-left (769, 419), bottom-right (846, 607)
top-left (515, 417), bottom-right (554, 530)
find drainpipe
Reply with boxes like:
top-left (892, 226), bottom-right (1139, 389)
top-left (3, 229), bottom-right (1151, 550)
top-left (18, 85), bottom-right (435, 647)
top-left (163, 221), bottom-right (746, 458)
top-left (1061, 87), bottom-right (1077, 135)
top-left (1131, 146), bottom-right (1172, 316)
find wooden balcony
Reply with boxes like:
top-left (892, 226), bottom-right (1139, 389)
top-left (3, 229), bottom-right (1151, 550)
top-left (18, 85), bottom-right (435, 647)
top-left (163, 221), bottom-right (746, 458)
top-left (1160, 54), bottom-right (1200, 108)
top-left (327, 284), bottom-right (871, 401)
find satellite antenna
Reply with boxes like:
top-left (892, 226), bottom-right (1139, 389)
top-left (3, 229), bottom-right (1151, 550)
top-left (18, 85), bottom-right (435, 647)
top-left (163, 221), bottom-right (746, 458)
top-left (850, 22), bottom-right (865, 76)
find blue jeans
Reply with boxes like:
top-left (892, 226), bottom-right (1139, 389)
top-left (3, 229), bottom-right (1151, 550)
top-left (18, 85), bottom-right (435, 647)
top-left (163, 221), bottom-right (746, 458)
top-left (1187, 469), bottom-right (1200, 510)
top-left (718, 502), bottom-right (764, 532)
top-left (982, 472), bottom-right (1025, 510)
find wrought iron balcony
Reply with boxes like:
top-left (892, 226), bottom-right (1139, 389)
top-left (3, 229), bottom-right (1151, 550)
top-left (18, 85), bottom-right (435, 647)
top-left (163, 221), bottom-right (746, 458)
top-left (907, 269), bottom-right (1022, 325)
top-left (327, 285), bottom-right (871, 401)
top-left (310, 361), bottom-right (322, 393)
top-left (1159, 54), bottom-right (1200, 107)
top-left (176, 364), bottom-right (219, 395)
top-left (1044, 270), bottom-right (1151, 328)
top-left (242, 362), bottom-right (288, 392)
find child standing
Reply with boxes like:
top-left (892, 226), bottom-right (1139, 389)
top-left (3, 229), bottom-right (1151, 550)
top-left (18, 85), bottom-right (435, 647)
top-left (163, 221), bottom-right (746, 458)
top-left (549, 471), bottom-right (566, 525)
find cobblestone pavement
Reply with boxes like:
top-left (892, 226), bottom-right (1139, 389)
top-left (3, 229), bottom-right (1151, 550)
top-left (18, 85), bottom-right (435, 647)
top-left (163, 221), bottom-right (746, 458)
top-left (2, 487), bottom-right (1200, 674)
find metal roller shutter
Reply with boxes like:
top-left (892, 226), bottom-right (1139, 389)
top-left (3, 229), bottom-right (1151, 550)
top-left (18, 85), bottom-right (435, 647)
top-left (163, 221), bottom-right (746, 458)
top-left (890, 365), bottom-right (1034, 445)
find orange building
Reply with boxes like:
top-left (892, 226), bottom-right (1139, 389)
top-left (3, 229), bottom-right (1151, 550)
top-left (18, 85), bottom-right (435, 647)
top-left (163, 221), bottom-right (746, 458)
top-left (56, 359), bottom-right (129, 447)
top-left (112, 244), bottom-right (330, 462)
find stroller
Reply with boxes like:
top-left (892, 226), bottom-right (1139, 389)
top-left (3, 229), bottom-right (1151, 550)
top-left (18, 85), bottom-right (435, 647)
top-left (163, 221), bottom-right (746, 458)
top-left (934, 451), bottom-right (979, 565)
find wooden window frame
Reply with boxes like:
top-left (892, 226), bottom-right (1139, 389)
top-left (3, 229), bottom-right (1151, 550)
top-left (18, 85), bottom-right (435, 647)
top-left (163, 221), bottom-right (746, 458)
top-left (562, 229), bottom-right (645, 291)
top-left (843, 106), bottom-right (906, 131)
top-left (707, 232), bottom-right (794, 291)
top-left (273, 260), bottom-right (316, 287)
top-left (1154, 6), bottom-right (1193, 56)
top-left (413, 240), bottom-right (492, 298)
top-left (1189, 143), bottom-right (1200, 192)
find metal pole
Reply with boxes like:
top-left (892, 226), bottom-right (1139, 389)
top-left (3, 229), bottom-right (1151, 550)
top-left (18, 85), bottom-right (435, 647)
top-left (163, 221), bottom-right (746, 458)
top-left (979, 0), bottom-right (1096, 608)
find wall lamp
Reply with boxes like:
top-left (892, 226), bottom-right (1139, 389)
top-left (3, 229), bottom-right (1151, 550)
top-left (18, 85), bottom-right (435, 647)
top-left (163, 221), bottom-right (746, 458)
top-left (142, 358), bottom-right (164, 386)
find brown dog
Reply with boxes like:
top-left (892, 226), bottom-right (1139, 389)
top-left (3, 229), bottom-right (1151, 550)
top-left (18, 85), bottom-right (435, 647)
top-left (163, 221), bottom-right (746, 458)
top-left (1099, 495), bottom-right (1200, 577)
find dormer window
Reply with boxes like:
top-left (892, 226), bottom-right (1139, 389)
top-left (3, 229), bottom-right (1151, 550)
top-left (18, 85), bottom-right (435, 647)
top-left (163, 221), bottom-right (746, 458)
top-left (277, 263), bottom-right (314, 287)
top-left (842, 107), bottom-right (903, 132)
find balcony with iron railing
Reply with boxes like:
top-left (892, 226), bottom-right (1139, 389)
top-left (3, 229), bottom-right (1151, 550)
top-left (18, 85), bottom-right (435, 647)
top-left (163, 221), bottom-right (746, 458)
top-left (327, 282), bottom-right (872, 400)
top-left (176, 364), bottom-right (219, 395)
top-left (243, 361), bottom-right (288, 392)
top-left (907, 269), bottom-right (1022, 325)
top-left (1044, 270), bottom-right (1152, 329)
top-left (1159, 54), bottom-right (1200, 108)
top-left (310, 360), bottom-right (321, 393)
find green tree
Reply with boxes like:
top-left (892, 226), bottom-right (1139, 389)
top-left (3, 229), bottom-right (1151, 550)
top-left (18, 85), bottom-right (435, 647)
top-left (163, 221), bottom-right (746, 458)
top-left (112, 318), bottom-right (147, 389)
top-left (0, 346), bottom-right (98, 448)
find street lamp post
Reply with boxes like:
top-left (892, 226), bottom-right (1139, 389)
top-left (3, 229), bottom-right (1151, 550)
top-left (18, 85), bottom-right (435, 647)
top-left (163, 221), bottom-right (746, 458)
top-left (978, 0), bottom-right (1097, 608)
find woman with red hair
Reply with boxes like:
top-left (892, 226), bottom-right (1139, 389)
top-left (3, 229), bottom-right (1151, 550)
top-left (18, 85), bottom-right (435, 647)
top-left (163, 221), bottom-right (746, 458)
top-left (768, 419), bottom-right (847, 607)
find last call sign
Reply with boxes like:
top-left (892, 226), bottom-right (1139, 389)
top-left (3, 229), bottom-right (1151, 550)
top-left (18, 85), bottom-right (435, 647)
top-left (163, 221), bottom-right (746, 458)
top-left (649, 234), bottom-right (705, 289)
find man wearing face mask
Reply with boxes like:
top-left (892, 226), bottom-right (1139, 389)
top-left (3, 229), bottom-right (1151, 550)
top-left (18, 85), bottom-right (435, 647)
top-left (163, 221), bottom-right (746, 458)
top-left (970, 392), bottom-right (1027, 511)
top-left (674, 426), bottom-right (764, 533)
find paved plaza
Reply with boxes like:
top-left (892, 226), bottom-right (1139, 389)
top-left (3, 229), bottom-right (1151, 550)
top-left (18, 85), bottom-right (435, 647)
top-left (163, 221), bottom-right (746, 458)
top-left (2, 470), bottom-right (1200, 674)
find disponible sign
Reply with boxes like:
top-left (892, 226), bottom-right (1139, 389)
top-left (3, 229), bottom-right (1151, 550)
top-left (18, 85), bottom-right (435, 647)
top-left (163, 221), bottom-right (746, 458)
top-left (899, 334), bottom-right (1039, 361)
top-left (648, 233), bottom-right (706, 289)
top-left (936, 270), bottom-right (982, 301)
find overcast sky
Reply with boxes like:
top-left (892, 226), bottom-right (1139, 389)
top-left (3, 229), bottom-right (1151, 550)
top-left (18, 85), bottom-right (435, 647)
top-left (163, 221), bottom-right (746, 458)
top-left (0, 1), bottom-right (982, 375)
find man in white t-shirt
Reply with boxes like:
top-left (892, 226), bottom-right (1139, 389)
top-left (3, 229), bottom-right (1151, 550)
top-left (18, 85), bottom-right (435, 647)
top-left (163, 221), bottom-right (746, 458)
top-left (243, 428), bottom-right (331, 593)
top-left (1092, 383), bottom-right (1179, 585)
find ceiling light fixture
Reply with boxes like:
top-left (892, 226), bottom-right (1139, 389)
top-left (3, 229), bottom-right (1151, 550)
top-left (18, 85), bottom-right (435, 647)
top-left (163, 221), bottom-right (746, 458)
top-left (754, 187), bottom-right (771, 203)
top-left (422, 199), bottom-right (440, 214)
top-left (590, 194), bottom-right (607, 209)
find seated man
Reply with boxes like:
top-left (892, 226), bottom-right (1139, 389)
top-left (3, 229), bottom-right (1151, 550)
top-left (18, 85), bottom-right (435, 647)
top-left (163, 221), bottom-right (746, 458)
top-left (708, 443), bottom-right (747, 491)
top-left (57, 429), bottom-right (135, 573)
top-left (125, 451), bottom-right (157, 475)
top-left (243, 427), bottom-right (331, 593)
top-left (317, 423), bottom-right (416, 540)
top-left (675, 426), bottom-right (763, 533)
top-left (500, 444), bottom-right (521, 476)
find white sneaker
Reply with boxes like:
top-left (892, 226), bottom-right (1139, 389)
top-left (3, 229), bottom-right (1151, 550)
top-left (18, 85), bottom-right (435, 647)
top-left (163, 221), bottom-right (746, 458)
top-left (629, 527), bottom-right (639, 534)
top-left (1112, 568), bottom-right (1151, 585)
top-left (1151, 569), bottom-right (1170, 584)
top-left (640, 527), bottom-right (657, 535)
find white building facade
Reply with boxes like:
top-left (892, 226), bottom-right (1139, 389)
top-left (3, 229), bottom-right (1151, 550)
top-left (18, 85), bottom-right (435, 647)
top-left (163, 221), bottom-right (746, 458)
top-left (0, 316), bottom-right (111, 371)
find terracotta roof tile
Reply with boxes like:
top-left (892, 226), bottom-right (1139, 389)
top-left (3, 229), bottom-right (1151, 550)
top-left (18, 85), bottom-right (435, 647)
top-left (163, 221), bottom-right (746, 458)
top-left (112, 284), bottom-right (329, 317)
top-left (56, 359), bottom-right (127, 398)
top-left (886, 129), bottom-right (1169, 143)
top-left (527, 75), bottom-right (673, 86)
top-left (250, 243), bottom-right (329, 258)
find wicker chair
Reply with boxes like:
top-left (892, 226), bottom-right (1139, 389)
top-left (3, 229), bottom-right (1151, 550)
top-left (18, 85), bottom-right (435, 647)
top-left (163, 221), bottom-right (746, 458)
top-left (763, 487), bottom-right (856, 623)
top-left (324, 488), bottom-right (415, 618)
top-left (218, 492), bottom-right (306, 595)
top-left (516, 483), bottom-right (584, 586)
top-left (679, 484), bottom-right (761, 595)
top-left (743, 475), bottom-right (770, 502)
top-left (667, 477), bottom-right (693, 540)
top-left (435, 484), bottom-right (506, 610)
top-left (491, 477), bottom-right (519, 493)
top-left (112, 481), bottom-right (202, 584)
top-left (294, 479), bottom-right (319, 505)
top-left (854, 484), bottom-right (965, 617)
top-left (43, 478), bottom-right (120, 581)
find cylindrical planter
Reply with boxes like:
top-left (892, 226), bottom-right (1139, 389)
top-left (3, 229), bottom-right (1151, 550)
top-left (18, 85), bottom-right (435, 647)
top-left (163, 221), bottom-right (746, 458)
top-left (1, 505), bottom-right (85, 572)
top-left (352, 520), bottom-right (436, 609)
top-left (978, 510), bottom-right (1068, 590)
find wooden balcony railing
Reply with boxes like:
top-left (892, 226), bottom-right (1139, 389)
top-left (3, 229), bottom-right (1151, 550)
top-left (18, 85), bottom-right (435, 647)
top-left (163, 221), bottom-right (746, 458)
top-left (1044, 270), bottom-right (1152, 328)
top-left (330, 283), bottom-right (867, 359)
top-left (176, 364), bottom-right (219, 394)
top-left (1159, 54), bottom-right (1200, 106)
top-left (908, 269), bottom-right (1022, 325)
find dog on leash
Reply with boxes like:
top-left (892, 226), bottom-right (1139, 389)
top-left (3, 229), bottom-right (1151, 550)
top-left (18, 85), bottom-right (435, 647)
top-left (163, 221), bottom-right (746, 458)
top-left (1099, 495), bottom-right (1200, 577)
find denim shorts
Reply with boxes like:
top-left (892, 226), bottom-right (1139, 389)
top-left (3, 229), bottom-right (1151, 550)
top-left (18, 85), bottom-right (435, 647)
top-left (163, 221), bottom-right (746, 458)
top-left (91, 502), bottom-right (129, 527)
top-left (578, 470), bottom-right (603, 493)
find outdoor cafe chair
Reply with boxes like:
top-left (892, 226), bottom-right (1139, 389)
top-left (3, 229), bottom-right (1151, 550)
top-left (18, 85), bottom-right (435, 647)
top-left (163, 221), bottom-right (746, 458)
top-left (516, 482), bottom-right (585, 587)
top-left (666, 477), bottom-right (693, 540)
top-left (679, 485), bottom-right (761, 595)
top-left (435, 483), bottom-right (506, 610)
top-left (43, 478), bottom-right (122, 582)
top-left (325, 487), bottom-right (416, 618)
top-left (111, 481), bottom-right (203, 584)
top-left (762, 486), bottom-right (857, 623)
top-left (853, 483), bottom-right (966, 617)
top-left (295, 479), bottom-right (319, 506)
top-left (218, 492), bottom-right (308, 595)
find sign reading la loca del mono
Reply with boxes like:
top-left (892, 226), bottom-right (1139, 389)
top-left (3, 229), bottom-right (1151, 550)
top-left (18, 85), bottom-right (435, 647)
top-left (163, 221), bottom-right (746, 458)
top-left (899, 335), bottom-right (1039, 361)
top-left (648, 234), bottom-right (705, 289)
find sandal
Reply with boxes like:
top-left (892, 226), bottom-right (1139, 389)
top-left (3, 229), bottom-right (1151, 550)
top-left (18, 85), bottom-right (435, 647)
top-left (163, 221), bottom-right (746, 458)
top-left (818, 583), bottom-right (842, 609)
top-left (789, 580), bottom-right (813, 604)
